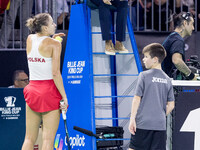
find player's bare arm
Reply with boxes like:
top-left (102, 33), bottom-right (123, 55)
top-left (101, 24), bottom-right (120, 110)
top-left (172, 53), bottom-right (191, 76)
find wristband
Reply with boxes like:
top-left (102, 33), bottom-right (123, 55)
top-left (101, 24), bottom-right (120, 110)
top-left (186, 72), bottom-right (195, 80)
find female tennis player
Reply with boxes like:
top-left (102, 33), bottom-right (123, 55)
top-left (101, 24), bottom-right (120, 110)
top-left (22, 13), bottom-right (68, 150)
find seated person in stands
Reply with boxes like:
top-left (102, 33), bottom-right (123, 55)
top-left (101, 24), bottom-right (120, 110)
top-left (8, 70), bottom-right (29, 88)
top-left (91, 0), bottom-right (129, 55)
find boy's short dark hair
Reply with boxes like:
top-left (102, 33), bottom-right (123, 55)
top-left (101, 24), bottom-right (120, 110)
top-left (142, 43), bottom-right (167, 63)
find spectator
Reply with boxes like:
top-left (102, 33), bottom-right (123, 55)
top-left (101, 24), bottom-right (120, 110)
top-left (171, 0), bottom-right (199, 31)
top-left (35, 0), bottom-right (70, 30)
top-left (91, 0), bottom-right (129, 55)
top-left (128, 43), bottom-right (175, 150)
top-left (8, 70), bottom-right (29, 88)
top-left (0, 0), bottom-right (33, 48)
top-left (145, 0), bottom-right (171, 31)
top-left (57, 0), bottom-right (70, 29)
top-left (171, 0), bottom-right (195, 14)
top-left (131, 0), bottom-right (152, 30)
top-left (162, 12), bottom-right (196, 80)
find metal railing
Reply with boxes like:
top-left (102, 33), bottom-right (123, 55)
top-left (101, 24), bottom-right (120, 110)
top-left (129, 0), bottom-right (200, 32)
top-left (0, 0), bottom-right (199, 50)
top-left (0, 0), bottom-right (74, 50)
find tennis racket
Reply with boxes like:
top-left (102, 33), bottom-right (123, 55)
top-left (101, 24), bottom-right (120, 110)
top-left (60, 100), bottom-right (71, 150)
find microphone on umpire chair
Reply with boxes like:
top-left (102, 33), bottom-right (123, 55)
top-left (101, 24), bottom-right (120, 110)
top-left (73, 126), bottom-right (115, 139)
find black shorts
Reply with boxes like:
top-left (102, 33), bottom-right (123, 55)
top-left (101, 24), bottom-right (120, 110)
top-left (129, 128), bottom-right (166, 150)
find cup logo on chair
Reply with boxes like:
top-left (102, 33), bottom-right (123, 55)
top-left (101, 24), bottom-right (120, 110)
top-left (4, 96), bottom-right (16, 107)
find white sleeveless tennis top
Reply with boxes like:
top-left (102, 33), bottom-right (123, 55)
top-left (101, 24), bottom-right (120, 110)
top-left (27, 35), bottom-right (53, 80)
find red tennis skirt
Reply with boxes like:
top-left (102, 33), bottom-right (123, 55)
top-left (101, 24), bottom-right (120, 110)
top-left (23, 80), bottom-right (62, 112)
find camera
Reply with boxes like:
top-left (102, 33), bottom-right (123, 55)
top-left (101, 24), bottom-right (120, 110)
top-left (186, 55), bottom-right (200, 74)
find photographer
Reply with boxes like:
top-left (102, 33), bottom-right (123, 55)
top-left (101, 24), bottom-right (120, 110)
top-left (162, 12), bottom-right (197, 80)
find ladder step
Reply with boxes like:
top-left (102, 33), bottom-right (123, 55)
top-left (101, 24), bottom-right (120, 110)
top-left (92, 52), bottom-right (134, 55)
top-left (91, 32), bottom-right (129, 34)
top-left (94, 95), bottom-right (133, 98)
top-left (95, 117), bottom-right (129, 120)
top-left (93, 74), bottom-right (139, 77)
